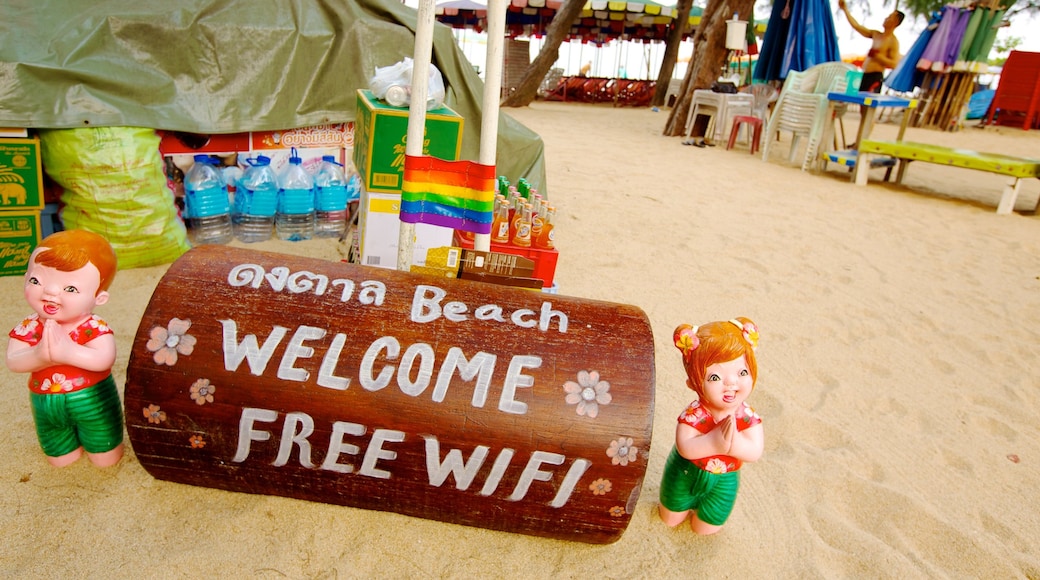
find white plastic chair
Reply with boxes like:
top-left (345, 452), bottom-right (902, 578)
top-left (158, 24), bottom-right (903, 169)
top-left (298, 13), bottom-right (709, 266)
top-left (761, 62), bottom-right (855, 171)
top-left (685, 90), bottom-right (754, 144)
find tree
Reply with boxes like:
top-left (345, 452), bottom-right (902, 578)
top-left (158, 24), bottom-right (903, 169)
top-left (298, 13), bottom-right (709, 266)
top-left (502, 0), bottom-right (587, 107)
top-left (650, 0), bottom-right (695, 108)
top-left (873, 0), bottom-right (1033, 19)
top-left (663, 0), bottom-right (755, 137)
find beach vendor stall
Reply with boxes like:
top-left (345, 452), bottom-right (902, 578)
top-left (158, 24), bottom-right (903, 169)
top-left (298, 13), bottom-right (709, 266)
top-left (0, 0), bottom-right (547, 272)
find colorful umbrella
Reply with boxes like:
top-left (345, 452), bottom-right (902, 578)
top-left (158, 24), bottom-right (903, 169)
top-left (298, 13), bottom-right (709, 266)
top-left (435, 0), bottom-right (710, 45)
top-left (885, 10), bottom-right (941, 92)
top-left (753, 0), bottom-right (839, 81)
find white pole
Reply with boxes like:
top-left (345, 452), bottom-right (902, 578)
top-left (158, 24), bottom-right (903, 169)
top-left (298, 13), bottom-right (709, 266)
top-left (398, 0), bottom-right (436, 272)
top-left (475, 0), bottom-right (506, 253)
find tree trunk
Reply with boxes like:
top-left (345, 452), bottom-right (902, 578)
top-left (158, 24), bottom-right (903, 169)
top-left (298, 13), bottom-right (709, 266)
top-left (650, 0), bottom-right (694, 108)
top-left (663, 0), bottom-right (755, 136)
top-left (502, 0), bottom-right (587, 108)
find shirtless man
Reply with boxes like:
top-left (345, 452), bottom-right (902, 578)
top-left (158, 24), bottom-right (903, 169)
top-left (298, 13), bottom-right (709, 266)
top-left (838, 0), bottom-right (904, 92)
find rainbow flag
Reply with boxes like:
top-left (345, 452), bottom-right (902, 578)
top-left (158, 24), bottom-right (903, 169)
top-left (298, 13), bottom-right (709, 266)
top-left (400, 155), bottom-right (496, 234)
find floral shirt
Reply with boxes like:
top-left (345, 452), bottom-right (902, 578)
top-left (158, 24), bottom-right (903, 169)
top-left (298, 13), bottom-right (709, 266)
top-left (677, 399), bottom-right (762, 473)
top-left (9, 313), bottom-right (114, 394)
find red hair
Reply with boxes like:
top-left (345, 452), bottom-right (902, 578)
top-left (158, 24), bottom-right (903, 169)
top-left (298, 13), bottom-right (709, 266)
top-left (674, 317), bottom-right (759, 396)
top-left (33, 230), bottom-right (117, 294)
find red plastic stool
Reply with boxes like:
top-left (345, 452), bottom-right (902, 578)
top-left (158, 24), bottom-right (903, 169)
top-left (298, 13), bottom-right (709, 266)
top-left (726, 115), bottom-right (764, 154)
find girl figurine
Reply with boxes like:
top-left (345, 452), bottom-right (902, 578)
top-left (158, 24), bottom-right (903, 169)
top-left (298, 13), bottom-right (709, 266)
top-left (6, 230), bottom-right (123, 468)
top-left (659, 317), bottom-right (764, 535)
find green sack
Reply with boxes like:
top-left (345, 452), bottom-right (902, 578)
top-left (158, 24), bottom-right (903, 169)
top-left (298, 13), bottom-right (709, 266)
top-left (38, 127), bottom-right (190, 269)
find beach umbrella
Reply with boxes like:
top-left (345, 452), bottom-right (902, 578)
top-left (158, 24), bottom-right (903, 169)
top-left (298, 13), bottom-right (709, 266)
top-left (917, 5), bottom-right (971, 72)
top-left (753, 0), bottom-right (839, 82)
top-left (434, 0), bottom-right (707, 45)
top-left (436, 0), bottom-right (488, 31)
top-left (964, 7), bottom-right (1005, 72)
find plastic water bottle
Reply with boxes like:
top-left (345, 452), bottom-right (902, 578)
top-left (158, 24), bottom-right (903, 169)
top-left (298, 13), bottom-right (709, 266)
top-left (313, 155), bottom-right (349, 239)
top-left (233, 155), bottom-right (278, 243)
top-left (183, 154), bottom-right (232, 245)
top-left (275, 148), bottom-right (315, 242)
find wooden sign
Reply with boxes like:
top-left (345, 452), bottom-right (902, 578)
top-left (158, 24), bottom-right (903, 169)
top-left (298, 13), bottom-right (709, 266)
top-left (124, 245), bottom-right (654, 544)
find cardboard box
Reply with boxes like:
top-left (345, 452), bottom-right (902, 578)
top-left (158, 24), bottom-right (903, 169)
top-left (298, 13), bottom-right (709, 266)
top-left (358, 187), bottom-right (454, 269)
top-left (0, 137), bottom-right (45, 211)
top-left (252, 123), bottom-right (353, 152)
top-left (0, 211), bottom-right (42, 276)
top-left (453, 233), bottom-right (559, 288)
top-left (158, 131), bottom-right (251, 155)
top-left (353, 89), bottom-right (463, 193)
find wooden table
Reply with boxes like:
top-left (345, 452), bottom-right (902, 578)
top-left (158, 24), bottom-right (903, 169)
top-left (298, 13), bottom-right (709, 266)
top-left (820, 92), bottom-right (919, 173)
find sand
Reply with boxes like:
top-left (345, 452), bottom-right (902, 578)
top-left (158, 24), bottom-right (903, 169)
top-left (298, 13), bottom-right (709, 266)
top-left (2, 101), bottom-right (1039, 578)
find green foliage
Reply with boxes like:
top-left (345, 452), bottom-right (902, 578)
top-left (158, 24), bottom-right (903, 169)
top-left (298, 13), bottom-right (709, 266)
top-left (843, 0), bottom-right (1038, 20)
top-left (990, 35), bottom-right (1022, 65)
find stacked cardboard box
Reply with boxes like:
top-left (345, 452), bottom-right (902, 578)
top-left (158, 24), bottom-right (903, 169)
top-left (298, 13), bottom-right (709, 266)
top-left (352, 89), bottom-right (463, 269)
top-left (0, 137), bottom-right (46, 276)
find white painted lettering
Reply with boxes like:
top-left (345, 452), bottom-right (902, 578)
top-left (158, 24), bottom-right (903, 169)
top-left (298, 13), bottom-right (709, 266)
top-left (277, 325), bottom-right (326, 382)
top-left (540, 302), bottom-right (568, 333)
top-left (550, 458), bottom-right (592, 507)
top-left (359, 429), bottom-right (405, 479)
top-left (443, 301), bottom-right (468, 322)
top-left (398, 343), bottom-right (434, 396)
top-left (473, 304), bottom-right (505, 322)
top-left (479, 448), bottom-right (515, 496)
top-left (317, 332), bottom-right (350, 390)
top-left (422, 435), bottom-right (490, 490)
top-left (273, 412), bottom-right (315, 468)
top-left (320, 421), bottom-right (366, 473)
top-left (508, 451), bottom-right (565, 501)
top-left (360, 336), bottom-right (399, 391)
top-left (510, 308), bottom-right (537, 328)
top-left (410, 285), bottom-right (444, 323)
top-left (221, 320), bottom-right (288, 375)
top-left (233, 407), bottom-right (278, 462)
top-left (499, 355), bottom-right (542, 414)
top-left (431, 348), bottom-right (497, 406)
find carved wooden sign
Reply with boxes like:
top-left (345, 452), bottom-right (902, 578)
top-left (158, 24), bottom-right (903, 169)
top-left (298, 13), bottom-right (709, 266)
top-left (124, 245), bottom-right (654, 544)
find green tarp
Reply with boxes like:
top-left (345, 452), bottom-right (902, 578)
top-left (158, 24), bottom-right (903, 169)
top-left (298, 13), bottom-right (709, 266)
top-left (0, 0), bottom-right (546, 192)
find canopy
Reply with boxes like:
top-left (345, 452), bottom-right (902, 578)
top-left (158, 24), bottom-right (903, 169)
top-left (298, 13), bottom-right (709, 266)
top-left (0, 0), bottom-right (547, 193)
top-left (753, 0), bottom-right (840, 81)
top-left (437, 0), bottom-right (710, 44)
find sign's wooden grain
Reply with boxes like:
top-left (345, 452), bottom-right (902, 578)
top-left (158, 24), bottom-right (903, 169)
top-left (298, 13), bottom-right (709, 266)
top-left (124, 245), bottom-right (654, 544)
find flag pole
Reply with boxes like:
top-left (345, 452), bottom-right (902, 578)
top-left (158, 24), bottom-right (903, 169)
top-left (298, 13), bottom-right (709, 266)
top-left (398, 0), bottom-right (436, 272)
top-left (475, 0), bottom-right (506, 253)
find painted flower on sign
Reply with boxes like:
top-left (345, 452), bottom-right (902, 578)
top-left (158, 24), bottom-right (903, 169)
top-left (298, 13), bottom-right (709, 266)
top-left (589, 478), bottom-right (612, 496)
top-left (563, 370), bottom-right (612, 418)
top-left (609, 506), bottom-right (626, 518)
top-left (606, 437), bottom-right (638, 466)
top-left (189, 435), bottom-right (206, 449)
top-left (143, 404), bottom-right (166, 424)
top-left (146, 318), bottom-right (196, 366)
top-left (190, 378), bottom-right (216, 405)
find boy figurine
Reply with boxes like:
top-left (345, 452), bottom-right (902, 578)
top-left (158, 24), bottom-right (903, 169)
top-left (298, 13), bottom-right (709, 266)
top-left (6, 230), bottom-right (123, 468)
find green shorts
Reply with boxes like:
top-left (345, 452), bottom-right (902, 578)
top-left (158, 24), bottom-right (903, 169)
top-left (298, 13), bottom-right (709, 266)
top-left (30, 375), bottom-right (124, 457)
top-left (659, 446), bottom-right (740, 526)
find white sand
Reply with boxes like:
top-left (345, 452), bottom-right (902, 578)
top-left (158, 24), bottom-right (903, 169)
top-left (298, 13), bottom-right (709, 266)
top-left (2, 101), bottom-right (1039, 577)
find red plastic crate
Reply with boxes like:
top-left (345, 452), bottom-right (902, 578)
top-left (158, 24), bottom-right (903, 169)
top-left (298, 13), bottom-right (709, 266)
top-left (453, 233), bottom-right (559, 288)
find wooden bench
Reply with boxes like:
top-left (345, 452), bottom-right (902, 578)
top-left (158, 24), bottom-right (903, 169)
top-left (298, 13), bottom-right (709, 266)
top-left (853, 140), bottom-right (1040, 214)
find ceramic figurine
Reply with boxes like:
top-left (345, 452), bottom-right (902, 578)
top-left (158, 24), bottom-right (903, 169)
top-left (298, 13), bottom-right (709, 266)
top-left (658, 317), bottom-right (764, 535)
top-left (6, 230), bottom-right (122, 468)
